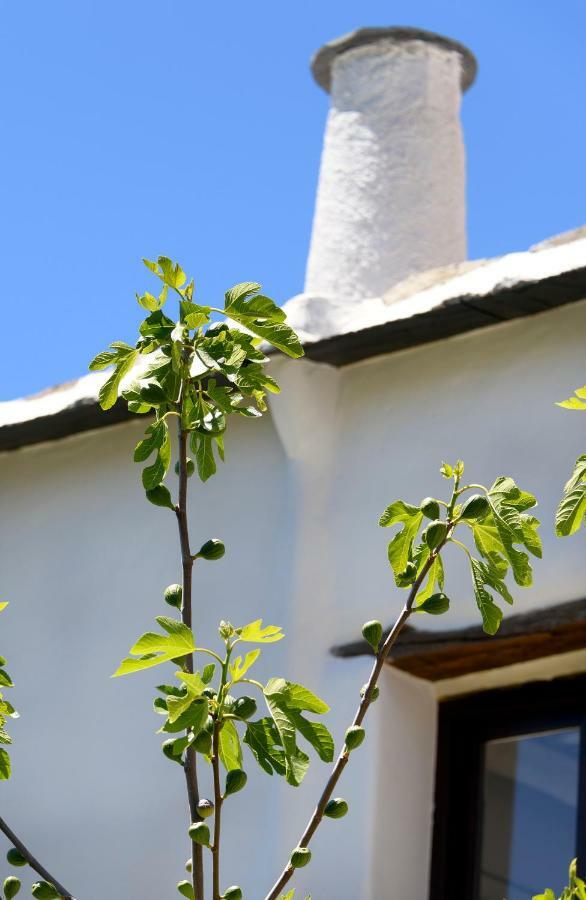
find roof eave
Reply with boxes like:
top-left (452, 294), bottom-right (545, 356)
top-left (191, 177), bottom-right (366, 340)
top-left (1, 264), bottom-right (585, 453)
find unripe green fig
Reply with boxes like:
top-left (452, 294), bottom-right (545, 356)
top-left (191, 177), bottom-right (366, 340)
top-left (360, 683), bottom-right (379, 702)
top-left (188, 821), bottom-right (210, 846)
top-left (197, 798), bottom-right (215, 819)
top-left (290, 847), bottom-right (311, 869)
top-left (3, 876), bottom-right (21, 898)
top-left (164, 583), bottom-right (183, 609)
top-left (222, 888), bottom-right (243, 900)
top-left (324, 798), bottom-right (348, 819)
top-left (162, 738), bottom-right (183, 764)
top-left (459, 493), bottom-right (490, 521)
top-left (345, 725), bottom-right (365, 751)
top-left (202, 688), bottom-right (217, 700)
top-left (185, 857), bottom-right (192, 873)
top-left (422, 520), bottom-right (448, 550)
top-left (233, 696), bottom-right (257, 720)
top-left (177, 880), bottom-right (194, 899)
top-left (417, 593), bottom-right (450, 615)
top-left (420, 497), bottom-right (440, 520)
top-left (192, 730), bottom-right (212, 755)
top-left (197, 538), bottom-right (225, 561)
top-left (362, 620), bottom-right (382, 651)
top-left (6, 849), bottom-right (26, 867)
top-left (396, 561), bottom-right (417, 587)
top-left (225, 768), bottom-right (247, 796)
top-left (31, 884), bottom-right (60, 899)
top-left (145, 485), bottom-right (174, 509)
top-left (174, 458), bottom-right (195, 477)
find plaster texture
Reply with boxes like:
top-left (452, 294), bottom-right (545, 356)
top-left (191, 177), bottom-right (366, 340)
top-left (304, 34), bottom-right (469, 312)
top-left (2, 298), bottom-right (586, 898)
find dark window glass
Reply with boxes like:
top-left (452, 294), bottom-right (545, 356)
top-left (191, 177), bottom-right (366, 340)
top-left (479, 729), bottom-right (579, 900)
top-left (430, 675), bottom-right (586, 900)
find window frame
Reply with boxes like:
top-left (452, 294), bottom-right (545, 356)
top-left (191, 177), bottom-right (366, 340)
top-left (429, 673), bottom-right (586, 899)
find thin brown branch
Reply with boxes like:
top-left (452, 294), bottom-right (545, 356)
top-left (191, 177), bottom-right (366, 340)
top-left (0, 815), bottom-right (75, 899)
top-left (264, 539), bottom-right (448, 900)
top-left (176, 421), bottom-right (204, 900)
top-left (211, 723), bottom-right (223, 900)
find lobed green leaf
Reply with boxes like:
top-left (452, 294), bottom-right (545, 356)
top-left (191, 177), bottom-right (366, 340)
top-left (556, 455), bottom-right (586, 537)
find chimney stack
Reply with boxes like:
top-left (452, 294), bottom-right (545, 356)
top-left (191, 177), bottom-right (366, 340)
top-left (304, 28), bottom-right (477, 305)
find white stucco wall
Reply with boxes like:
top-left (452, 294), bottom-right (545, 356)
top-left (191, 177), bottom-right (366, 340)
top-left (2, 299), bottom-right (586, 898)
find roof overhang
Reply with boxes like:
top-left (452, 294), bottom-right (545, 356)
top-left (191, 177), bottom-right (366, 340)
top-left (303, 262), bottom-right (586, 366)
top-left (331, 598), bottom-right (586, 681)
top-left (1, 232), bottom-right (585, 453)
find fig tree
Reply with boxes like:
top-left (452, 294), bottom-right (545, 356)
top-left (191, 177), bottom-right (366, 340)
top-left (324, 798), bottom-right (348, 819)
top-left (6, 850), bottom-right (26, 868)
top-left (459, 493), bottom-right (489, 521)
top-left (396, 561), bottom-right (417, 587)
top-left (3, 876), bottom-right (21, 898)
top-left (188, 821), bottom-right (210, 846)
top-left (197, 798), bottom-right (215, 819)
top-left (290, 847), bottom-right (312, 869)
top-left (222, 695), bottom-right (237, 714)
top-left (360, 683), bottom-right (379, 702)
top-left (417, 593), bottom-right (450, 615)
top-left (174, 458), bottom-right (195, 477)
top-left (164, 584), bottom-right (183, 609)
top-left (345, 725), bottom-right (365, 751)
top-left (420, 497), bottom-right (440, 520)
top-left (197, 539), bottom-right (225, 561)
top-left (162, 738), bottom-right (183, 764)
top-left (361, 620), bottom-right (382, 652)
top-left (139, 382), bottom-right (167, 404)
top-left (218, 621), bottom-right (234, 640)
top-left (233, 696), bottom-right (257, 720)
top-left (225, 768), bottom-right (247, 796)
top-left (192, 730), bottom-right (212, 756)
top-left (31, 884), bottom-right (60, 899)
top-left (422, 520), bottom-right (448, 550)
top-left (145, 485), bottom-right (174, 509)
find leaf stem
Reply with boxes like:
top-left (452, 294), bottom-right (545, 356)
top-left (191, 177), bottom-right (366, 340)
top-left (263, 540), bottom-right (447, 900)
top-left (239, 677), bottom-right (265, 692)
top-left (457, 483), bottom-right (487, 496)
top-left (197, 648), bottom-right (224, 665)
top-left (175, 415), bottom-right (204, 900)
top-left (450, 536), bottom-right (473, 560)
top-left (0, 816), bottom-right (75, 899)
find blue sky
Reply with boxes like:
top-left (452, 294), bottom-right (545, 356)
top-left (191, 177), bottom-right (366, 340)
top-left (1, 0), bottom-right (585, 400)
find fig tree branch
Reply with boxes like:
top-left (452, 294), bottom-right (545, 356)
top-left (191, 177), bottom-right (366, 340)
top-left (0, 815), bottom-right (75, 899)
top-left (175, 417), bottom-right (205, 900)
top-left (211, 722), bottom-right (223, 900)
top-left (263, 537), bottom-right (448, 900)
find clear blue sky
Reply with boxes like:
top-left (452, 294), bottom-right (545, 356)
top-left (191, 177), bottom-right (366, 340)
top-left (1, 0), bottom-right (585, 400)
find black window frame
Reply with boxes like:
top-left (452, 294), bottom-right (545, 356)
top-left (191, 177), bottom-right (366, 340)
top-left (430, 673), bottom-right (586, 900)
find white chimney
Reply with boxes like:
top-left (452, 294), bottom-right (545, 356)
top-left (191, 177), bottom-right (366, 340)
top-left (304, 27), bottom-right (477, 305)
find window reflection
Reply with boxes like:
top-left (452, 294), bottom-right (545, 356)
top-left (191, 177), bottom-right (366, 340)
top-left (479, 728), bottom-right (579, 900)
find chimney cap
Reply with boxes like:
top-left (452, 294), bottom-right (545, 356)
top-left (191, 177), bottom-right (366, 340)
top-left (311, 26), bottom-right (477, 94)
